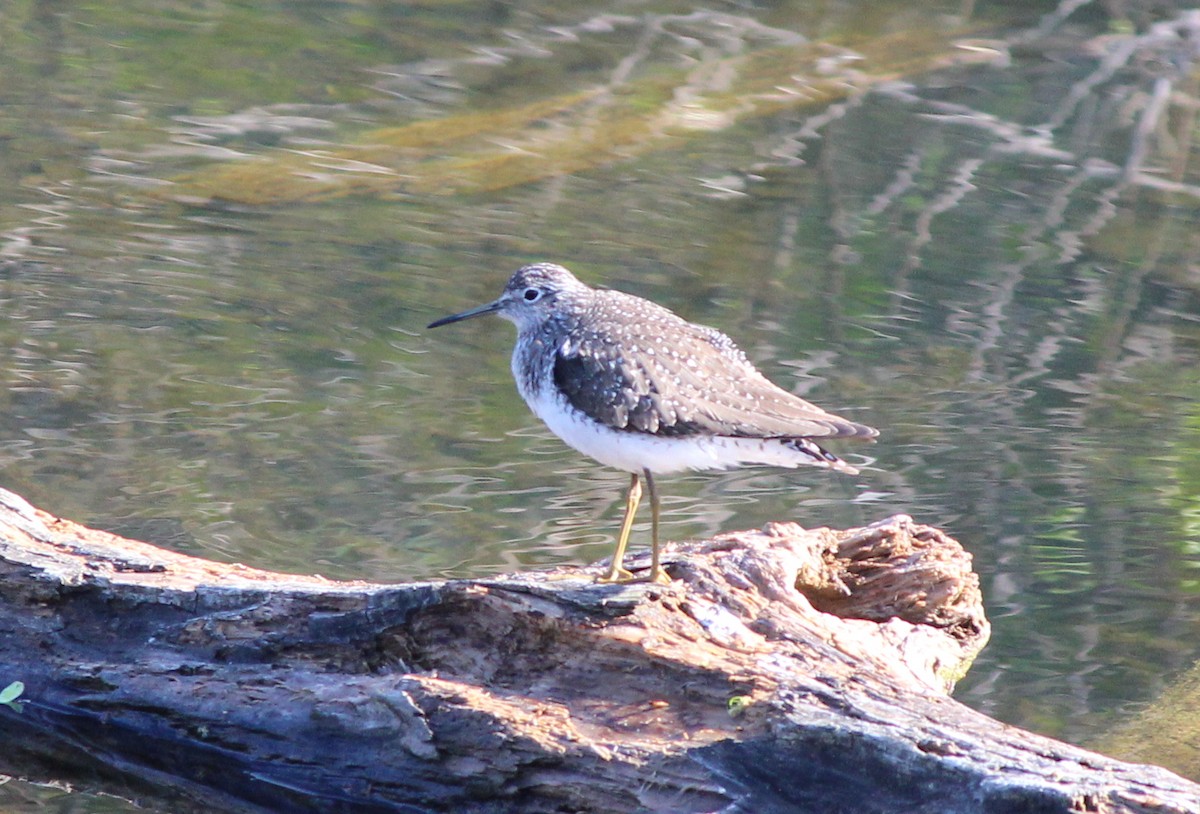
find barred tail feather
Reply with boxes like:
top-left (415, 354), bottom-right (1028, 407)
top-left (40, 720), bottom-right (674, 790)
top-left (781, 437), bottom-right (860, 475)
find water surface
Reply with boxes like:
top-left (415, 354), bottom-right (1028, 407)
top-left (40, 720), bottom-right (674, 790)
top-left (2, 0), bottom-right (1200, 806)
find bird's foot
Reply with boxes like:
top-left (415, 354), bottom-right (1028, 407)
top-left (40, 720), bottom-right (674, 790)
top-left (594, 565), bottom-right (672, 585)
top-left (595, 566), bottom-right (637, 584)
top-left (643, 565), bottom-right (672, 586)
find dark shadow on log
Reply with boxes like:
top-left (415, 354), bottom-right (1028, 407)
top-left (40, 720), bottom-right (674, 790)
top-left (0, 487), bottom-right (1195, 813)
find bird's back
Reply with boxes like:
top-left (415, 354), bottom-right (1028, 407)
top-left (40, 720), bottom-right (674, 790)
top-left (550, 288), bottom-right (876, 443)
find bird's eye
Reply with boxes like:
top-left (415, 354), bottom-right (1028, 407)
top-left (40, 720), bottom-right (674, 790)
top-left (523, 288), bottom-right (542, 302)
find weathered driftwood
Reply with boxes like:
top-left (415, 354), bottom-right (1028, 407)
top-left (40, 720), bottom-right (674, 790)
top-left (0, 487), bottom-right (1195, 814)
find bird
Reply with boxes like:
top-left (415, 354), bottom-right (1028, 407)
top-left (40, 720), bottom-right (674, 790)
top-left (427, 263), bottom-right (877, 585)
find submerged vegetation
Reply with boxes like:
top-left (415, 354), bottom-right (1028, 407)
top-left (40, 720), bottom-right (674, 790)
top-left (164, 21), bottom-right (999, 204)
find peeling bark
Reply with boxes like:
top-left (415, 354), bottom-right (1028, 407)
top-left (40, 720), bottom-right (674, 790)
top-left (0, 488), bottom-right (1194, 813)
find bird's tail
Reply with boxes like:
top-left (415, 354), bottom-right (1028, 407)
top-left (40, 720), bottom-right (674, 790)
top-left (781, 437), bottom-right (861, 475)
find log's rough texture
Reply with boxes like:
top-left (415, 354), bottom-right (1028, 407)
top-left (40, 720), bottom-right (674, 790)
top-left (0, 487), bottom-right (1196, 813)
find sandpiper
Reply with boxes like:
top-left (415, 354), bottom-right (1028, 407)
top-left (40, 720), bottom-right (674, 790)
top-left (427, 263), bottom-right (877, 584)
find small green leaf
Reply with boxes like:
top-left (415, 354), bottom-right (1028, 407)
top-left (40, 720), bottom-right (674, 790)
top-left (727, 695), bottom-right (752, 717)
top-left (0, 681), bottom-right (24, 705)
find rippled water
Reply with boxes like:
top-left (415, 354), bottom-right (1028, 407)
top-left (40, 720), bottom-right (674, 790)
top-left (2, 0), bottom-right (1200, 807)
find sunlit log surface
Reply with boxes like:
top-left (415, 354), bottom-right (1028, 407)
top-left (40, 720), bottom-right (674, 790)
top-left (0, 488), bottom-right (1196, 813)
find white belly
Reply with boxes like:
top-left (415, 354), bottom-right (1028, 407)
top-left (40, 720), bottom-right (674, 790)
top-left (522, 387), bottom-right (830, 475)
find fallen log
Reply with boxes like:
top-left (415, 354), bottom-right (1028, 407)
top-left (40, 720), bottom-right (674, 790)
top-left (0, 487), bottom-right (1194, 813)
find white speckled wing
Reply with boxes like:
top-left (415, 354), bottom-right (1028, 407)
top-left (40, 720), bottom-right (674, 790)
top-left (551, 289), bottom-right (875, 442)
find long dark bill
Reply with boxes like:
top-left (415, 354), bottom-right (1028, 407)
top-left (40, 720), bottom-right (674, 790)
top-left (427, 298), bottom-right (503, 329)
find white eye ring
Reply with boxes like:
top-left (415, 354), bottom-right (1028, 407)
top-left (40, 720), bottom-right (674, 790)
top-left (523, 288), bottom-right (542, 302)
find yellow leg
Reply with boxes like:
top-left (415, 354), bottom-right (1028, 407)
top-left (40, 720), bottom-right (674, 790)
top-left (595, 471), bottom-right (672, 585)
top-left (643, 470), bottom-right (670, 585)
top-left (597, 473), bottom-right (640, 583)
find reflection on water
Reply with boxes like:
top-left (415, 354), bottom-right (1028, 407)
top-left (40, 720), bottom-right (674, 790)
top-left (2, 0), bottom-right (1200, 803)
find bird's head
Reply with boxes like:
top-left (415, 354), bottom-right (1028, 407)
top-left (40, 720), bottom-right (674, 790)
top-left (427, 263), bottom-right (588, 332)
